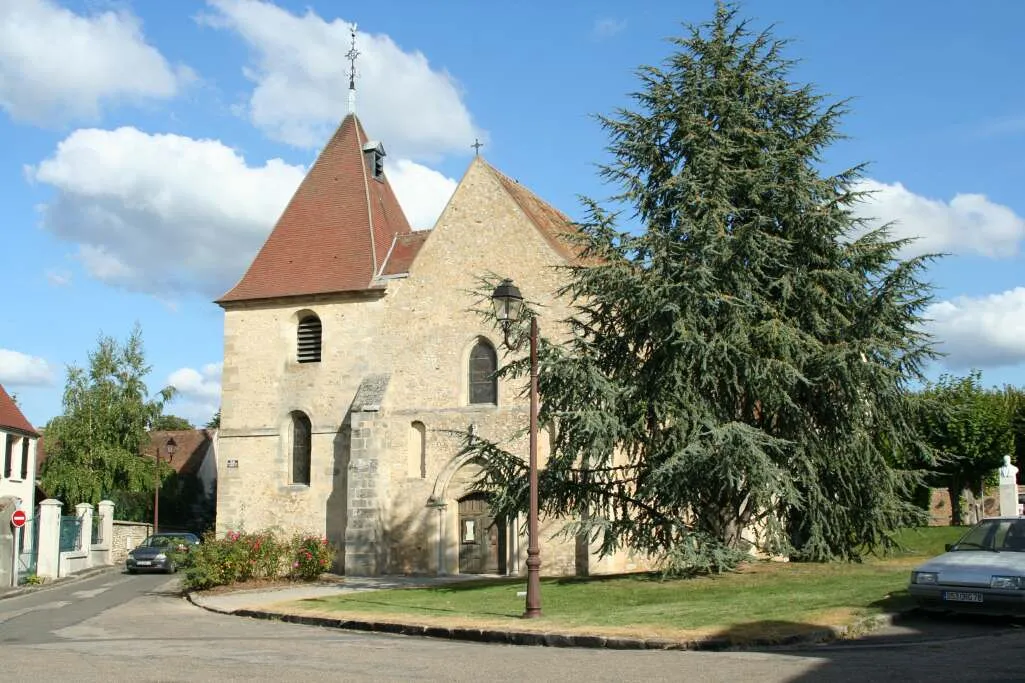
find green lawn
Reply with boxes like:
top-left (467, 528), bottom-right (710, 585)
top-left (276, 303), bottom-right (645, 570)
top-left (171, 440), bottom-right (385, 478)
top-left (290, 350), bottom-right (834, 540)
top-left (286, 526), bottom-right (967, 640)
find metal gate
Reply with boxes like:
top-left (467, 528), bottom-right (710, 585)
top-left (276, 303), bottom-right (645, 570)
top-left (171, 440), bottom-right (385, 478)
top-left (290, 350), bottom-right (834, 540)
top-left (16, 512), bottom-right (39, 582)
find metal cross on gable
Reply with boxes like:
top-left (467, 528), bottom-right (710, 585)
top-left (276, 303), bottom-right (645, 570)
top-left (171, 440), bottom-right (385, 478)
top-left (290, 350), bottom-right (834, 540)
top-left (471, 138), bottom-right (483, 156)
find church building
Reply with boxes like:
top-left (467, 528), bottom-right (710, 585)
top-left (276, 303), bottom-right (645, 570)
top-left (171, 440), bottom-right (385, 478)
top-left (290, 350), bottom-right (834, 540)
top-left (214, 67), bottom-right (642, 577)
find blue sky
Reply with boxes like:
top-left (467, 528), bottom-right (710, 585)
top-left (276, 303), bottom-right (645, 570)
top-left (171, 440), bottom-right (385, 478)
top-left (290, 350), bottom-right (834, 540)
top-left (1, 0), bottom-right (1024, 428)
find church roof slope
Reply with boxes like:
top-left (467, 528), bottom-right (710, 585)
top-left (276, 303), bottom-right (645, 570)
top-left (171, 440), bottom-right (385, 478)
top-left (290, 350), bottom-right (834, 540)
top-left (217, 114), bottom-right (412, 304)
top-left (0, 384), bottom-right (38, 436)
top-left (380, 230), bottom-right (431, 277)
top-left (481, 160), bottom-right (585, 265)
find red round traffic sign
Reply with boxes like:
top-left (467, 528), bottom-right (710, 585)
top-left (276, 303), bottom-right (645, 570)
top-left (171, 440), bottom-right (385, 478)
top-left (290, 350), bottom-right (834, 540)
top-left (11, 510), bottom-right (26, 528)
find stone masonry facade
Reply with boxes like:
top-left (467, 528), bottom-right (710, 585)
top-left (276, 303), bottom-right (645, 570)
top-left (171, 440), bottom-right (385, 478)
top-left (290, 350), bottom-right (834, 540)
top-left (216, 156), bottom-right (648, 577)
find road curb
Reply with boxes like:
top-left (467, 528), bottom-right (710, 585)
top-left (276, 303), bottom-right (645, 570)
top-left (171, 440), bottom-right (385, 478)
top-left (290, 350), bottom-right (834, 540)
top-left (184, 590), bottom-right (909, 651)
top-left (0, 565), bottom-right (119, 601)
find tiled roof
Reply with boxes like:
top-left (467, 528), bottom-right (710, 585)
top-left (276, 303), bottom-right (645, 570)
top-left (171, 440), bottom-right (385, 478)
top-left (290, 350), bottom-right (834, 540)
top-left (0, 384), bottom-right (38, 436)
top-left (483, 161), bottom-right (585, 264)
top-left (380, 230), bottom-right (431, 277)
top-left (146, 430), bottom-right (214, 476)
top-left (217, 114), bottom-right (412, 304)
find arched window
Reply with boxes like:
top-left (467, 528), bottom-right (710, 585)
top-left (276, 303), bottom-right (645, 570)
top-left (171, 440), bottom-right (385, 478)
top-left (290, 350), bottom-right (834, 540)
top-left (468, 340), bottom-right (497, 405)
top-left (297, 314), bottom-right (322, 363)
top-left (290, 411), bottom-right (311, 485)
top-left (408, 421), bottom-right (426, 479)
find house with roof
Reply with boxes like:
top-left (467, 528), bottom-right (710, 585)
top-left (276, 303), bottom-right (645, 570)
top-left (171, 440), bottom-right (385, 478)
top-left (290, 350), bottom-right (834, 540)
top-left (213, 73), bottom-right (643, 577)
top-left (0, 385), bottom-right (40, 516)
top-left (146, 429), bottom-right (218, 534)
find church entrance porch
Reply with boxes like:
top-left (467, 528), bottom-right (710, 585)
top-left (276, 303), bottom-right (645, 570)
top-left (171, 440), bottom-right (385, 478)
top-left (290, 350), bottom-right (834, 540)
top-left (457, 492), bottom-right (506, 574)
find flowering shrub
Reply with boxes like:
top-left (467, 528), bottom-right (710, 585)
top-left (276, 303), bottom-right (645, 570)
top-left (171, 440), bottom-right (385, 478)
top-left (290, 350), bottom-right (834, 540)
top-left (290, 535), bottom-right (333, 581)
top-left (179, 530), bottom-right (336, 590)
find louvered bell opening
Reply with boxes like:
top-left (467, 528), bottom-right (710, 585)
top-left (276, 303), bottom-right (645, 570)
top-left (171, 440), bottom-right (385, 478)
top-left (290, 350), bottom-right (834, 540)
top-left (297, 316), bottom-right (322, 364)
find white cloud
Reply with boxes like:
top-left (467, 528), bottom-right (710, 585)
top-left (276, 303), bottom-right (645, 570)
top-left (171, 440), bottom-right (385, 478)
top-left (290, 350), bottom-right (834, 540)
top-left (853, 179), bottom-right (1025, 259)
top-left (0, 0), bottom-right (192, 125)
top-left (593, 18), bottom-right (627, 39)
top-left (386, 159), bottom-right (457, 230)
top-left (199, 0), bottom-right (481, 158)
top-left (169, 363), bottom-right (222, 401)
top-left (28, 126), bottom-right (306, 297)
top-left (44, 269), bottom-right (71, 287)
top-left (925, 287), bottom-right (1025, 369)
top-left (30, 126), bottom-right (456, 296)
top-left (167, 363), bottom-right (222, 426)
top-left (0, 349), bottom-right (54, 386)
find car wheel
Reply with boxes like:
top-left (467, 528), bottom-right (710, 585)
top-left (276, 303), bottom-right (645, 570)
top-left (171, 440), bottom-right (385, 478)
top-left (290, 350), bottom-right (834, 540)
top-left (167, 561), bottom-right (176, 574)
top-left (127, 568), bottom-right (136, 575)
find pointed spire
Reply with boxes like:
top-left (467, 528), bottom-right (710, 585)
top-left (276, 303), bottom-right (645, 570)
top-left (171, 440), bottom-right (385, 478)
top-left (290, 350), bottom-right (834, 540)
top-left (346, 23), bottom-right (359, 115)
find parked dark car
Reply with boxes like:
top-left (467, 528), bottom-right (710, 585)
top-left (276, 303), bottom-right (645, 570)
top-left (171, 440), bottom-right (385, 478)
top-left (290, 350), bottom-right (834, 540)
top-left (126, 532), bottom-right (201, 574)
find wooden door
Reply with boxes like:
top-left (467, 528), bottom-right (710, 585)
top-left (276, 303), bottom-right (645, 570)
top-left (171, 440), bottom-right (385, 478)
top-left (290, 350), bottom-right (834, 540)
top-left (458, 492), bottom-right (506, 574)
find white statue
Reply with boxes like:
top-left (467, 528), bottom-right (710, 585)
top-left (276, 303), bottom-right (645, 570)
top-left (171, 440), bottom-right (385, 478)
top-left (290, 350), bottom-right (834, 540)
top-left (1000, 455), bottom-right (1019, 484)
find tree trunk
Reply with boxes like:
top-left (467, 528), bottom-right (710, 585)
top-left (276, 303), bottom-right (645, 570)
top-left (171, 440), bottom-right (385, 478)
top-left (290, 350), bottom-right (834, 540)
top-left (947, 483), bottom-right (964, 526)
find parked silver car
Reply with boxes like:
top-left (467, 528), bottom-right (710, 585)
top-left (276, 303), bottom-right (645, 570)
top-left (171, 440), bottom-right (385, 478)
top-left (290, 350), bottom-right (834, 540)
top-left (909, 517), bottom-right (1025, 614)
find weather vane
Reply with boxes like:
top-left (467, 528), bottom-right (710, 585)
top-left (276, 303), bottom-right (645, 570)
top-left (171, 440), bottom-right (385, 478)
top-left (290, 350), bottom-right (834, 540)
top-left (346, 23), bottom-right (359, 113)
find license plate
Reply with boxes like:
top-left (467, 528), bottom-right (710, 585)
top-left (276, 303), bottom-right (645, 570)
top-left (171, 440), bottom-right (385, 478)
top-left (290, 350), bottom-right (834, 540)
top-left (136, 561), bottom-right (152, 566)
top-left (943, 591), bottom-right (983, 603)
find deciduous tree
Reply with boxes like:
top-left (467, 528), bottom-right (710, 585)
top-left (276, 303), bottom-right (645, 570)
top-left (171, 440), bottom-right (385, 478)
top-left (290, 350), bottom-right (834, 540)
top-left (917, 372), bottom-right (1020, 524)
top-left (40, 325), bottom-right (175, 520)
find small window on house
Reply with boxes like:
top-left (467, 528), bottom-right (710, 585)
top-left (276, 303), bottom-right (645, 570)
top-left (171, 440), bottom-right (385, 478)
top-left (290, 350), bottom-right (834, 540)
top-left (297, 315), bottom-right (322, 364)
top-left (291, 411), bottom-right (312, 486)
top-left (468, 340), bottom-right (498, 405)
top-left (20, 437), bottom-right (29, 480)
top-left (2, 434), bottom-right (11, 479)
top-left (408, 421), bottom-right (426, 479)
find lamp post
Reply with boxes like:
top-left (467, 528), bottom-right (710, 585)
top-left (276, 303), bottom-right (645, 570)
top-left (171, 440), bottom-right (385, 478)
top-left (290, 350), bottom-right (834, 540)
top-left (154, 436), bottom-right (177, 534)
top-left (491, 278), bottom-right (542, 619)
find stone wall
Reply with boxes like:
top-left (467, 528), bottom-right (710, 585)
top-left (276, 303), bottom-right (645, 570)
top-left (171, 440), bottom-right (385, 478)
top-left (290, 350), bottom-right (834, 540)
top-left (112, 521), bottom-right (152, 564)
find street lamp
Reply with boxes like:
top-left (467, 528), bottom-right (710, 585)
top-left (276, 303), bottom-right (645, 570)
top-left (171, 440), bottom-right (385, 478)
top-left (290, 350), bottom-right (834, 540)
top-left (154, 436), bottom-right (177, 534)
top-left (490, 278), bottom-right (542, 619)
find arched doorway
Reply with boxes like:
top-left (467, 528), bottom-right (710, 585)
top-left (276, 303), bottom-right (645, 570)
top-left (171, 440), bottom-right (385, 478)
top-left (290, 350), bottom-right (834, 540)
top-left (457, 492), bottom-right (506, 574)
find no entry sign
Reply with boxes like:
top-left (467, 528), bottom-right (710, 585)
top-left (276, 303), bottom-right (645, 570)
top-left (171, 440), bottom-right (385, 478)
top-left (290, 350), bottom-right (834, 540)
top-left (11, 509), bottom-right (26, 528)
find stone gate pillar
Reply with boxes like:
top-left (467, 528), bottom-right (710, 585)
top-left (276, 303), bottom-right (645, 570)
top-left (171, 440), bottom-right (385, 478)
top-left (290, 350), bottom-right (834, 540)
top-left (96, 500), bottom-right (115, 566)
top-left (36, 499), bottom-right (63, 580)
top-left (75, 502), bottom-right (94, 570)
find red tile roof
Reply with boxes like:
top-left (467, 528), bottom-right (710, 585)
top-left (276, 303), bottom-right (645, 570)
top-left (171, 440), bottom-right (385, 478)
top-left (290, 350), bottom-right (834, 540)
top-left (380, 230), bottom-right (431, 277)
top-left (217, 114), bottom-right (412, 304)
top-left (145, 430), bottom-right (214, 476)
top-left (0, 384), bottom-right (38, 436)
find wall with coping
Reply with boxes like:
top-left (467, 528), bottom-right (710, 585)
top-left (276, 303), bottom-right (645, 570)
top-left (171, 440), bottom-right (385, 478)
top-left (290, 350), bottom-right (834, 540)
top-left (111, 521), bottom-right (153, 564)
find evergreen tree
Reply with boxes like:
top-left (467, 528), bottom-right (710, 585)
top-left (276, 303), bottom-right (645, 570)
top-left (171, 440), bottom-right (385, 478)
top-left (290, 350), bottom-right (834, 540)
top-left (466, 3), bottom-right (937, 571)
top-left (41, 325), bottom-right (175, 519)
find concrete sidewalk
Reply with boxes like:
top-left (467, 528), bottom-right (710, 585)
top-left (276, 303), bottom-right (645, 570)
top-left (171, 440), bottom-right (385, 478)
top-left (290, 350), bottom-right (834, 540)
top-left (188, 574), bottom-right (481, 613)
top-left (186, 575), bottom-right (900, 651)
top-left (0, 565), bottom-right (120, 601)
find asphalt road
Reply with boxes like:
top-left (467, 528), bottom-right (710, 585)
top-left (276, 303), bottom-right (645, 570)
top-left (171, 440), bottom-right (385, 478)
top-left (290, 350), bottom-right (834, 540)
top-left (2, 570), bottom-right (1025, 682)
